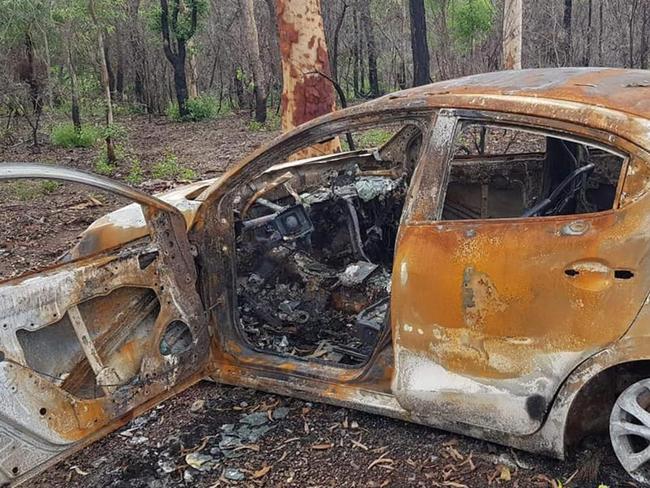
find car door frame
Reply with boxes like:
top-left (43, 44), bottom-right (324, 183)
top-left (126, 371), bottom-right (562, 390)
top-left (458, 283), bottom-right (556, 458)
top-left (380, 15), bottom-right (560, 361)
top-left (191, 105), bottom-right (437, 388)
top-left (391, 107), bottom-right (650, 436)
top-left (0, 164), bottom-right (210, 485)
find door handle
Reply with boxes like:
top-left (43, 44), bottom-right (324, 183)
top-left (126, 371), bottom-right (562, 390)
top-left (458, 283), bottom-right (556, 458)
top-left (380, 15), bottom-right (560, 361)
top-left (564, 261), bottom-right (634, 292)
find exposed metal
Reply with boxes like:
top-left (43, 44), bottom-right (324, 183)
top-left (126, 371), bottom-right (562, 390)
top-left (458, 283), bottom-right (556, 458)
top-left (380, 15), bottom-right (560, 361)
top-left (610, 379), bottom-right (650, 484)
top-left (3, 68), bottom-right (650, 486)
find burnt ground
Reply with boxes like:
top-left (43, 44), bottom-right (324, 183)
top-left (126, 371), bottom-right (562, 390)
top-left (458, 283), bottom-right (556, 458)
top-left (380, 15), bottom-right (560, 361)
top-left (0, 113), bottom-right (636, 487)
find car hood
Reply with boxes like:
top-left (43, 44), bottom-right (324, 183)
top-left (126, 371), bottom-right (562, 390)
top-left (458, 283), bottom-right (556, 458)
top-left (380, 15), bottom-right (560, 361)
top-left (65, 178), bottom-right (218, 261)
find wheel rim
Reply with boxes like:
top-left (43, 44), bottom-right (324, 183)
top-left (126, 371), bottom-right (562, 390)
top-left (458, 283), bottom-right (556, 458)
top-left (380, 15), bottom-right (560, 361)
top-left (610, 379), bottom-right (650, 484)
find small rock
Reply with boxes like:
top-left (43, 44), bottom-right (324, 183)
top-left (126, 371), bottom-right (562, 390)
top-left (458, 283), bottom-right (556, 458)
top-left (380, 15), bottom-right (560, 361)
top-left (91, 456), bottom-right (108, 468)
top-left (219, 436), bottom-right (242, 450)
top-left (190, 399), bottom-right (206, 413)
top-left (273, 407), bottom-right (290, 420)
top-left (240, 411), bottom-right (269, 427)
top-left (129, 436), bottom-right (149, 445)
top-left (493, 453), bottom-right (517, 470)
top-left (224, 467), bottom-right (245, 481)
top-left (157, 460), bottom-right (176, 474)
top-left (185, 452), bottom-right (215, 472)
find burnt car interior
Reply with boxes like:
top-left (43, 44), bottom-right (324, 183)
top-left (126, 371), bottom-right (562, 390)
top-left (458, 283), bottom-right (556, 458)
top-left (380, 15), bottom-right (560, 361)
top-left (232, 123), bottom-right (423, 366)
top-left (443, 123), bottom-right (625, 220)
top-left (230, 118), bottom-right (626, 369)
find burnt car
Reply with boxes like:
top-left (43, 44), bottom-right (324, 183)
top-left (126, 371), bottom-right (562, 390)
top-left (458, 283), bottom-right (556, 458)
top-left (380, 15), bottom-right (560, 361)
top-left (2, 67), bottom-right (650, 485)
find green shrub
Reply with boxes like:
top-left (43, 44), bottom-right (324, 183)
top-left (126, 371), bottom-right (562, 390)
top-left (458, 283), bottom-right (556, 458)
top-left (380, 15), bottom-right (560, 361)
top-left (448, 0), bottom-right (495, 50)
top-left (94, 146), bottom-right (121, 176)
top-left (248, 120), bottom-right (264, 132)
top-left (51, 123), bottom-right (100, 148)
top-left (95, 159), bottom-right (117, 176)
top-left (247, 112), bottom-right (281, 132)
top-left (126, 158), bottom-right (145, 185)
top-left (166, 95), bottom-right (218, 122)
top-left (152, 151), bottom-right (197, 181)
top-left (101, 123), bottom-right (128, 141)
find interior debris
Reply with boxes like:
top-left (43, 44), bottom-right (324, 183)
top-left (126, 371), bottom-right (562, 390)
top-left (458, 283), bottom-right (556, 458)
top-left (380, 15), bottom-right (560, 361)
top-left (235, 161), bottom-right (407, 365)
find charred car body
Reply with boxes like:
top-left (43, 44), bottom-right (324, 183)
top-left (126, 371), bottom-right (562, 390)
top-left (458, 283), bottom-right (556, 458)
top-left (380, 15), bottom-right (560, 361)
top-left (2, 68), bottom-right (650, 485)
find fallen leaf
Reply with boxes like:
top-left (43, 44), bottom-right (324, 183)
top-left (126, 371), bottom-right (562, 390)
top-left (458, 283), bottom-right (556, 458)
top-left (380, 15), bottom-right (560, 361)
top-left (311, 443), bottom-right (333, 450)
top-left (368, 452), bottom-right (395, 471)
top-left (234, 443), bottom-right (260, 452)
top-left (69, 466), bottom-right (88, 476)
top-left (253, 465), bottom-right (272, 479)
top-left (500, 465), bottom-right (511, 481)
top-left (351, 439), bottom-right (369, 450)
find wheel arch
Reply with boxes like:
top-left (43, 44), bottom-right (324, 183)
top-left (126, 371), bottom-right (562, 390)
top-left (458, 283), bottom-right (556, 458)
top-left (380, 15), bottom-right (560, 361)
top-left (563, 358), bottom-right (650, 450)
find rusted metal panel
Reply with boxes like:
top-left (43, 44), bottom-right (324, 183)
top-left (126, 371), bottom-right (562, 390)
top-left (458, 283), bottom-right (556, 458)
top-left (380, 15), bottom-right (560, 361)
top-left (4, 68), bottom-right (650, 485)
top-left (0, 165), bottom-right (210, 485)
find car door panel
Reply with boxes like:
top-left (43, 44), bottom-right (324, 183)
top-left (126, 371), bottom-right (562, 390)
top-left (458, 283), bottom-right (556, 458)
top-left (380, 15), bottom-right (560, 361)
top-left (0, 165), bottom-right (209, 484)
top-left (392, 117), bottom-right (650, 436)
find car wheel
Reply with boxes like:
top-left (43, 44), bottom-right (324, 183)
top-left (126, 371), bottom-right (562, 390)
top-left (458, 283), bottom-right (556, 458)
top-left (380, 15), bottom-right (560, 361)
top-left (610, 378), bottom-right (650, 484)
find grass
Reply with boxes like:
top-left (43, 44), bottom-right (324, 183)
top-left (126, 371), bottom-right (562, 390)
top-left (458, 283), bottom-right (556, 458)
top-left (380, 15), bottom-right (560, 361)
top-left (126, 158), bottom-right (144, 185)
top-left (341, 128), bottom-right (395, 151)
top-left (51, 123), bottom-right (101, 148)
top-left (93, 144), bottom-right (125, 176)
top-left (247, 111), bottom-right (281, 132)
top-left (2, 180), bottom-right (62, 201)
top-left (94, 159), bottom-right (117, 176)
top-left (152, 151), bottom-right (197, 181)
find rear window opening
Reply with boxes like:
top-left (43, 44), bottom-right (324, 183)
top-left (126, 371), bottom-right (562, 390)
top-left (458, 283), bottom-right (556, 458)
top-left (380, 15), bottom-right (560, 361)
top-left (232, 124), bottom-right (422, 366)
top-left (442, 124), bottom-right (625, 220)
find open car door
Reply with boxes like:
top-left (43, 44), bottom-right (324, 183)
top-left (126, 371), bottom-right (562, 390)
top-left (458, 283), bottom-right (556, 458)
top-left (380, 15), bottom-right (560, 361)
top-left (0, 164), bottom-right (209, 485)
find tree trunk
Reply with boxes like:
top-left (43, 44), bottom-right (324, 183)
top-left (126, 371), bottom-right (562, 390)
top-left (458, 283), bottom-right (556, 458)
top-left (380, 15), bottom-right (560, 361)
top-left (115, 32), bottom-right (125, 99)
top-left (187, 39), bottom-right (199, 98)
top-left (41, 29), bottom-right (54, 108)
top-left (642, 4), bottom-right (650, 69)
top-left (276, 0), bottom-right (340, 159)
top-left (409, 0), bottom-right (430, 86)
top-left (23, 32), bottom-right (44, 147)
top-left (352, 7), bottom-right (360, 97)
top-left (563, 0), bottom-right (573, 63)
top-left (172, 49), bottom-right (189, 117)
top-left (331, 2), bottom-right (348, 83)
top-left (598, 0), bottom-right (604, 65)
top-left (104, 44), bottom-right (116, 95)
top-left (90, 0), bottom-right (116, 162)
top-left (628, 1), bottom-right (640, 68)
top-left (358, 0), bottom-right (380, 97)
top-left (241, 0), bottom-right (268, 123)
top-left (502, 0), bottom-right (522, 70)
top-left (66, 35), bottom-right (82, 130)
top-left (159, 0), bottom-right (194, 118)
top-left (583, 0), bottom-right (593, 66)
top-left (98, 29), bottom-right (116, 162)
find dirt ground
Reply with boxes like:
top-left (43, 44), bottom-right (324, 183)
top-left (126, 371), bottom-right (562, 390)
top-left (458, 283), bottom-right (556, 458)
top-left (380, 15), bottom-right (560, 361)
top-left (0, 113), bottom-right (273, 278)
top-left (0, 113), bottom-right (635, 487)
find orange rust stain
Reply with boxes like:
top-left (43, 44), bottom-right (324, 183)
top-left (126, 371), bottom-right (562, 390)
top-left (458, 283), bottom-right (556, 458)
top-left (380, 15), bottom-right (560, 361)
top-left (393, 191), bottom-right (650, 380)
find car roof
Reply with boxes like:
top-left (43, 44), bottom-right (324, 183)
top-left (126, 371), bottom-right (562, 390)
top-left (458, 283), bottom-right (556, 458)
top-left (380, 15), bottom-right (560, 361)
top-left (400, 68), bottom-right (650, 121)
